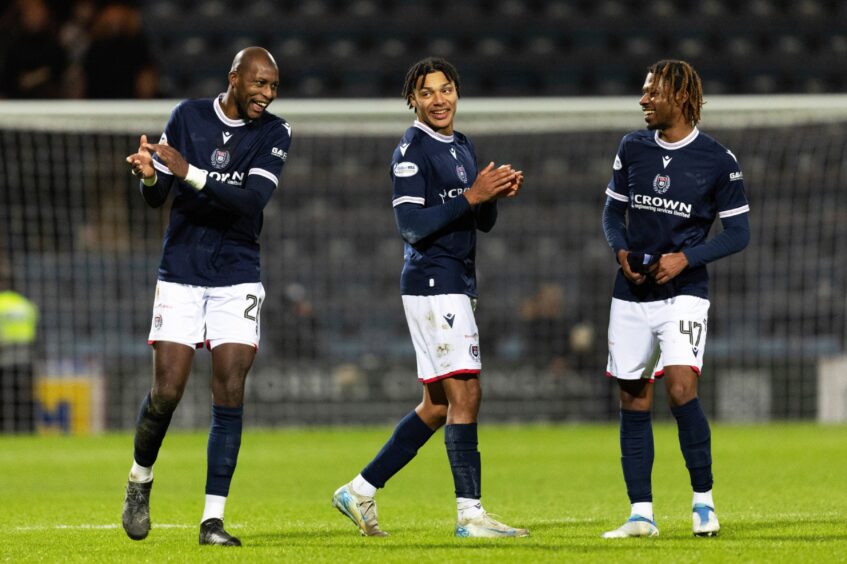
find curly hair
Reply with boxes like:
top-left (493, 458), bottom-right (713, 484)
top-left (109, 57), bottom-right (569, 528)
top-left (647, 59), bottom-right (704, 126)
top-left (401, 57), bottom-right (460, 109)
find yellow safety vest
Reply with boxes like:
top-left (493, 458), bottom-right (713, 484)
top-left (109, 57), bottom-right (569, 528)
top-left (0, 291), bottom-right (37, 345)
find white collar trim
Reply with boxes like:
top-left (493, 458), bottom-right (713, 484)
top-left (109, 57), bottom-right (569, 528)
top-left (413, 120), bottom-right (454, 143)
top-left (654, 127), bottom-right (699, 150)
top-left (214, 94), bottom-right (247, 127)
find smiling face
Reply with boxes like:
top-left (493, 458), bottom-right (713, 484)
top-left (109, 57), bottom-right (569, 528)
top-left (409, 71), bottom-right (458, 135)
top-left (639, 72), bottom-right (684, 133)
top-left (228, 55), bottom-right (279, 121)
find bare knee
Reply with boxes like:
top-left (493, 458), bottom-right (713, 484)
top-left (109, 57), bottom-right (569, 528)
top-left (666, 381), bottom-right (697, 406)
top-left (213, 377), bottom-right (246, 407)
top-left (416, 402), bottom-right (447, 429)
top-left (151, 342), bottom-right (193, 409)
top-left (664, 367), bottom-right (698, 406)
top-left (620, 395), bottom-right (651, 411)
top-left (446, 386), bottom-right (481, 424)
top-left (151, 381), bottom-right (183, 412)
top-left (455, 385), bottom-right (481, 412)
top-left (618, 379), bottom-right (652, 411)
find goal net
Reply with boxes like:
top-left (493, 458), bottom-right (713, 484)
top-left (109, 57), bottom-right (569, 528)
top-left (1, 96), bottom-right (845, 431)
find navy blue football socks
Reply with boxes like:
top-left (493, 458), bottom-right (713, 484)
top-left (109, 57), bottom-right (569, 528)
top-left (133, 391), bottom-right (175, 468)
top-left (671, 398), bottom-right (713, 492)
top-left (206, 404), bottom-right (244, 496)
top-left (620, 409), bottom-right (654, 503)
top-left (361, 410), bottom-right (435, 488)
top-left (445, 423), bottom-right (482, 499)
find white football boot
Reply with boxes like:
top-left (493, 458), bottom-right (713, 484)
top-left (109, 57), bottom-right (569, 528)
top-left (455, 512), bottom-right (529, 538)
top-left (601, 515), bottom-right (659, 538)
top-left (692, 503), bottom-right (720, 537)
top-left (331, 482), bottom-right (388, 537)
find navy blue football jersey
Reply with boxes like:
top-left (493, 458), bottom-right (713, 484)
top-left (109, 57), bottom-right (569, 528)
top-left (149, 96), bottom-right (291, 286)
top-left (606, 128), bottom-right (749, 301)
top-left (391, 120), bottom-right (496, 297)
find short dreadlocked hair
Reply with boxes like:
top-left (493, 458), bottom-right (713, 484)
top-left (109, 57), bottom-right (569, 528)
top-left (402, 57), bottom-right (460, 109)
top-left (647, 59), bottom-right (704, 126)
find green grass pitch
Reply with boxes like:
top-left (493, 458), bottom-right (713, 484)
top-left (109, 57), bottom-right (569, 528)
top-left (1, 423), bottom-right (845, 563)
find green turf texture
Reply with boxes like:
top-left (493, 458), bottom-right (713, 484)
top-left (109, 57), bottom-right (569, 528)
top-left (1, 423), bottom-right (845, 563)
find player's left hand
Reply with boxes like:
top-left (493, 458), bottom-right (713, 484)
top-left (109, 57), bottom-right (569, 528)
top-left (505, 169), bottom-right (524, 198)
top-left (126, 134), bottom-right (156, 180)
top-left (143, 142), bottom-right (190, 179)
top-left (648, 252), bottom-right (688, 285)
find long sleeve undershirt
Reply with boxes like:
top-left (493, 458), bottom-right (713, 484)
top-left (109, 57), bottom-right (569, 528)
top-left (140, 174), bottom-right (274, 217)
top-left (394, 196), bottom-right (471, 245)
top-left (394, 197), bottom-right (498, 245)
top-left (602, 196), bottom-right (750, 266)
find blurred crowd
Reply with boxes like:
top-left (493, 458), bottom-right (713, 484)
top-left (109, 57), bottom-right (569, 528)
top-left (0, 0), bottom-right (157, 99)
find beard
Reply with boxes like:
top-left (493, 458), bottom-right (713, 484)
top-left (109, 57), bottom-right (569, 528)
top-left (646, 117), bottom-right (670, 131)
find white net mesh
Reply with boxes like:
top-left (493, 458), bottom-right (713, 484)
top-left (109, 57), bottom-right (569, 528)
top-left (0, 97), bottom-right (845, 431)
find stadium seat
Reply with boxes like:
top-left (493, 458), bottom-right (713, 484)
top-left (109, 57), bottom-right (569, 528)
top-left (138, 0), bottom-right (845, 97)
top-left (148, 0), bottom-right (182, 20)
top-left (792, 0), bottom-right (823, 17)
top-left (379, 38), bottom-right (407, 59)
top-left (300, 0), bottom-right (329, 16)
top-left (746, 0), bottom-right (776, 16)
top-left (427, 37), bottom-right (457, 58)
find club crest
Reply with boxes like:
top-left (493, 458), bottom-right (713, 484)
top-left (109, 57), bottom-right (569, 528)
top-left (468, 344), bottom-right (480, 361)
top-left (154, 314), bottom-right (163, 330)
top-left (210, 148), bottom-right (231, 170)
top-left (652, 173), bottom-right (671, 194)
top-left (456, 164), bottom-right (467, 184)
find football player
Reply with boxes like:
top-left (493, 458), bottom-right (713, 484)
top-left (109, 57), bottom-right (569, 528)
top-left (601, 59), bottom-right (750, 538)
top-left (332, 57), bottom-right (527, 538)
top-left (122, 46), bottom-right (291, 547)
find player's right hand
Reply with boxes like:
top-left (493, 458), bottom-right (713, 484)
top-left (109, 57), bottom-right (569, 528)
top-left (464, 162), bottom-right (519, 205)
top-left (617, 249), bottom-right (647, 285)
top-left (143, 141), bottom-right (189, 179)
top-left (126, 134), bottom-right (156, 180)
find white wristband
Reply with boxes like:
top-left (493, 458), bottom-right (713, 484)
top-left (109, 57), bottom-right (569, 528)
top-left (184, 164), bottom-right (208, 191)
top-left (141, 173), bottom-right (157, 187)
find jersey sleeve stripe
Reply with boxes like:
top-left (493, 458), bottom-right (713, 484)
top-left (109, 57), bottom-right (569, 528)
top-left (718, 204), bottom-right (750, 218)
top-left (152, 160), bottom-right (173, 175)
top-left (393, 196), bottom-right (426, 207)
top-left (605, 187), bottom-right (629, 202)
top-left (248, 167), bottom-right (279, 186)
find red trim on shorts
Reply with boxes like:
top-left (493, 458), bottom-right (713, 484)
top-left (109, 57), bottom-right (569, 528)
top-left (607, 367), bottom-right (700, 383)
top-left (607, 370), bottom-right (659, 383)
top-left (654, 366), bottom-right (700, 379)
top-left (419, 368), bottom-right (480, 384)
top-left (148, 340), bottom-right (203, 349)
top-left (205, 339), bottom-right (259, 351)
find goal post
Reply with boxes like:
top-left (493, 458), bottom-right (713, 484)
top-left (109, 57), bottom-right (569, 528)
top-left (1, 94), bottom-right (846, 133)
top-left (0, 96), bottom-right (844, 430)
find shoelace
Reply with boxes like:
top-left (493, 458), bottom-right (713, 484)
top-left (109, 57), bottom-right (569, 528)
top-left (127, 486), bottom-right (148, 506)
top-left (478, 513), bottom-right (521, 531)
top-left (358, 498), bottom-right (377, 520)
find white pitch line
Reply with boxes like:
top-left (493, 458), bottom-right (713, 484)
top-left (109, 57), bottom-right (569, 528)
top-left (15, 524), bottom-right (193, 532)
